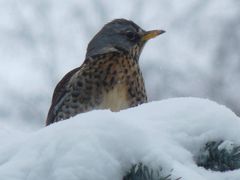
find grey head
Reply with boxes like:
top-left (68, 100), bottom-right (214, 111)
top-left (86, 19), bottom-right (165, 60)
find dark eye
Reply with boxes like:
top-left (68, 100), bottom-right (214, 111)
top-left (126, 31), bottom-right (139, 41)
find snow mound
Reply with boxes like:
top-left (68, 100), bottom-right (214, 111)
top-left (0, 97), bottom-right (240, 180)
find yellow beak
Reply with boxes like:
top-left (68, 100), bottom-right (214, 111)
top-left (141, 30), bottom-right (166, 41)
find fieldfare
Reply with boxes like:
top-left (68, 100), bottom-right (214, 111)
top-left (46, 19), bottom-right (165, 125)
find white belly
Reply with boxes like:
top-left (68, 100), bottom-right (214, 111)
top-left (99, 83), bottom-right (129, 112)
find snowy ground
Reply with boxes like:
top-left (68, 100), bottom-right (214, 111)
top-left (0, 97), bottom-right (240, 180)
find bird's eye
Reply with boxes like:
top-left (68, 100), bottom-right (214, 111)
top-left (126, 31), bottom-right (138, 41)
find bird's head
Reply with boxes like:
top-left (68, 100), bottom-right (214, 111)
top-left (86, 19), bottom-right (165, 60)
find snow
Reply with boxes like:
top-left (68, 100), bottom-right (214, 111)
top-left (0, 97), bottom-right (240, 180)
top-left (218, 140), bottom-right (235, 153)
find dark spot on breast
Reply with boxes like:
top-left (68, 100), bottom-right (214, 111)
top-left (136, 97), bottom-right (142, 102)
top-left (96, 82), bottom-right (100, 87)
top-left (71, 104), bottom-right (79, 109)
top-left (72, 91), bottom-right (80, 97)
top-left (77, 81), bottom-right (83, 87)
top-left (103, 81), bottom-right (108, 86)
top-left (82, 71), bottom-right (87, 77)
top-left (58, 114), bottom-right (63, 119)
top-left (136, 78), bottom-right (140, 85)
top-left (72, 99), bottom-right (78, 103)
top-left (91, 60), bottom-right (97, 66)
top-left (65, 97), bottom-right (70, 102)
top-left (85, 79), bottom-right (91, 84)
top-left (94, 68), bottom-right (98, 73)
top-left (94, 74), bottom-right (100, 79)
top-left (65, 110), bottom-right (70, 115)
top-left (133, 71), bottom-right (137, 76)
top-left (86, 86), bottom-right (92, 91)
top-left (107, 63), bottom-right (113, 71)
top-left (83, 96), bottom-right (91, 103)
top-left (128, 88), bottom-right (135, 98)
top-left (110, 77), bottom-right (114, 85)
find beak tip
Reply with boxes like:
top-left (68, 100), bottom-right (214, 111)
top-left (159, 30), bottom-right (166, 35)
top-left (142, 29), bottom-right (166, 41)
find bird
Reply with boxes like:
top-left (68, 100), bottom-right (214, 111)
top-left (46, 18), bottom-right (165, 126)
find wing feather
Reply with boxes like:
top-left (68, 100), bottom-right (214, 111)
top-left (46, 67), bottom-right (81, 126)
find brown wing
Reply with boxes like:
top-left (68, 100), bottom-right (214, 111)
top-left (46, 67), bottom-right (81, 126)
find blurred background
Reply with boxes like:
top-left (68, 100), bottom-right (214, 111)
top-left (0, 0), bottom-right (239, 130)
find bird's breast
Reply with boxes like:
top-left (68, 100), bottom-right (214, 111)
top-left (98, 82), bottom-right (129, 112)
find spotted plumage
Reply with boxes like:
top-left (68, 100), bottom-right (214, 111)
top-left (46, 19), bottom-right (165, 125)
